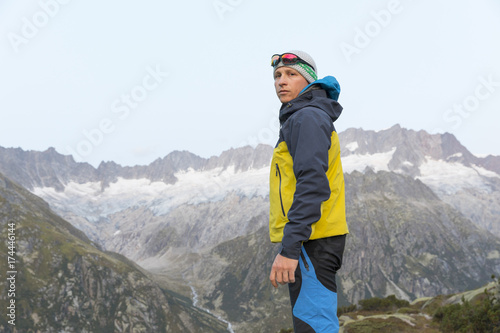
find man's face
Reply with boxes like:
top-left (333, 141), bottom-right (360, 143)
top-left (274, 67), bottom-right (309, 104)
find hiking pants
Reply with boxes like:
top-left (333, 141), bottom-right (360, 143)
top-left (288, 234), bottom-right (346, 333)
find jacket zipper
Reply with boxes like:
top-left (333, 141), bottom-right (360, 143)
top-left (300, 251), bottom-right (310, 271)
top-left (275, 163), bottom-right (286, 217)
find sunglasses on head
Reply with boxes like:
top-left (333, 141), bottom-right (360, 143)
top-left (271, 53), bottom-right (315, 71)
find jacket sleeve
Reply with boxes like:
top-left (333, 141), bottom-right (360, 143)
top-left (280, 108), bottom-right (333, 260)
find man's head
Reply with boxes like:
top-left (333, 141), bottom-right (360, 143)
top-left (272, 50), bottom-right (318, 104)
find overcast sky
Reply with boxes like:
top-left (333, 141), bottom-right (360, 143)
top-left (1, 0), bottom-right (499, 167)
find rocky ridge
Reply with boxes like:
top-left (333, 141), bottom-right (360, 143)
top-left (0, 172), bottom-right (229, 332)
top-left (175, 170), bottom-right (500, 332)
top-left (0, 145), bottom-right (273, 192)
top-left (339, 125), bottom-right (500, 236)
top-left (1, 125), bottom-right (500, 332)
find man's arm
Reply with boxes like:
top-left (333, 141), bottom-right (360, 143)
top-left (269, 109), bottom-right (332, 287)
top-left (281, 109), bottom-right (333, 259)
top-left (269, 254), bottom-right (299, 288)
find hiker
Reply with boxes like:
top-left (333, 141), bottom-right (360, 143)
top-left (268, 50), bottom-right (349, 333)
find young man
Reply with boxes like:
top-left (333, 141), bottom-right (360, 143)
top-left (268, 50), bottom-right (349, 333)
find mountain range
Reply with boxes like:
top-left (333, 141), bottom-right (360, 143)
top-left (0, 172), bottom-right (229, 332)
top-left (1, 124), bottom-right (499, 332)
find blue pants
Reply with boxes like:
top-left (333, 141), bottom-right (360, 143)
top-left (288, 235), bottom-right (346, 333)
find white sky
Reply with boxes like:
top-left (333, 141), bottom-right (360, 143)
top-left (1, 0), bottom-right (499, 167)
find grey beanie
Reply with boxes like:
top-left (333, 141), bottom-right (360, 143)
top-left (273, 50), bottom-right (318, 84)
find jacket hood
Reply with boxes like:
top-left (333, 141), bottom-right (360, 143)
top-left (279, 75), bottom-right (342, 124)
top-left (301, 75), bottom-right (341, 101)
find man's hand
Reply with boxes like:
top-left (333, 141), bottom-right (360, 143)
top-left (269, 254), bottom-right (299, 288)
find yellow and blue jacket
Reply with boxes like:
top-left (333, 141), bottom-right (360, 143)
top-left (269, 76), bottom-right (349, 260)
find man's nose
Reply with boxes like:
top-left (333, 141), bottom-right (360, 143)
top-left (278, 76), bottom-right (287, 86)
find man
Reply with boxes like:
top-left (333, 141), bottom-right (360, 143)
top-left (268, 50), bottom-right (349, 333)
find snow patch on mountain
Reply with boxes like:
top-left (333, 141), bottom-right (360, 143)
top-left (33, 165), bottom-right (269, 220)
top-left (345, 141), bottom-right (359, 152)
top-left (417, 157), bottom-right (500, 194)
top-left (33, 146), bottom-right (497, 223)
top-left (342, 148), bottom-right (395, 173)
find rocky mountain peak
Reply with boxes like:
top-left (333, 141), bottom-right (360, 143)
top-left (0, 144), bottom-right (273, 192)
top-left (483, 155), bottom-right (500, 174)
top-left (0, 146), bottom-right (97, 191)
top-left (1, 125), bottom-right (500, 332)
top-left (204, 144), bottom-right (273, 172)
top-left (339, 124), bottom-right (494, 176)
